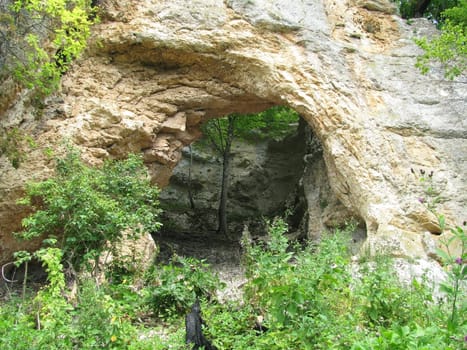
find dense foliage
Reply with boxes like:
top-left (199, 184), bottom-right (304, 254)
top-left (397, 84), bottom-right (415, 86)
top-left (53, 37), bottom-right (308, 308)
top-left (399, 0), bottom-right (467, 78)
top-left (415, 0), bottom-right (467, 78)
top-left (145, 255), bottom-right (223, 318)
top-left (201, 106), bottom-right (300, 151)
top-left (15, 149), bottom-right (162, 271)
top-left (2, 214), bottom-right (465, 349)
top-left (225, 219), bottom-right (465, 349)
top-left (0, 0), bottom-right (97, 96)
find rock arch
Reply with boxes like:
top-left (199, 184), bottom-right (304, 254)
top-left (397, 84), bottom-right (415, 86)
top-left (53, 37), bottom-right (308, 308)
top-left (0, 0), bottom-right (465, 264)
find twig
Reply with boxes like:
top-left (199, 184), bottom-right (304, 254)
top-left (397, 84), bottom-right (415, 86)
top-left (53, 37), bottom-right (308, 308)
top-left (1, 261), bottom-right (18, 283)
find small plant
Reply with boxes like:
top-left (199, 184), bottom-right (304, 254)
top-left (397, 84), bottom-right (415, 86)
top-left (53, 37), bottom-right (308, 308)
top-left (415, 169), bottom-right (466, 336)
top-left (354, 256), bottom-right (421, 328)
top-left (436, 222), bottom-right (467, 332)
top-left (145, 255), bottom-right (223, 318)
top-left (414, 168), bottom-right (440, 212)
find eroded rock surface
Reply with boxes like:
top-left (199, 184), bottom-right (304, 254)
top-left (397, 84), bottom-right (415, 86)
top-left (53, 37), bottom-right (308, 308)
top-left (0, 0), bottom-right (466, 265)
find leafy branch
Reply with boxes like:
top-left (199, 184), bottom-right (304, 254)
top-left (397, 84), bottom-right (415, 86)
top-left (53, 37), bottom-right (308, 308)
top-left (0, 0), bottom-right (97, 97)
top-left (15, 149), bottom-right (162, 272)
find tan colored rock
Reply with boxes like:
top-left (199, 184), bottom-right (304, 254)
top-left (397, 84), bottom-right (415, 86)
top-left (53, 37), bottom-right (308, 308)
top-left (99, 231), bottom-right (157, 275)
top-left (354, 0), bottom-right (397, 14)
top-left (160, 112), bottom-right (186, 133)
top-left (0, 0), bottom-right (465, 266)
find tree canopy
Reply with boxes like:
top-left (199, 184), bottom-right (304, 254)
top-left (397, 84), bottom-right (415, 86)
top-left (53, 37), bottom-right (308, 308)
top-left (202, 106), bottom-right (300, 154)
top-left (0, 0), bottom-right (97, 96)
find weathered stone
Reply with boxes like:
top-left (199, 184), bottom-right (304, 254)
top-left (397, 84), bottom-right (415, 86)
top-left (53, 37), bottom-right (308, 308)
top-left (99, 231), bottom-right (157, 274)
top-left (160, 112), bottom-right (186, 133)
top-left (0, 0), bottom-right (465, 266)
top-left (354, 0), bottom-right (397, 14)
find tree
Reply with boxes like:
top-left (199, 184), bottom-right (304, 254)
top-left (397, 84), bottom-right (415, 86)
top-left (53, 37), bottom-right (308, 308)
top-left (15, 149), bottom-right (162, 270)
top-left (399, 0), bottom-right (459, 19)
top-left (0, 0), bottom-right (97, 97)
top-left (201, 106), bottom-right (299, 236)
top-left (398, 0), bottom-right (466, 78)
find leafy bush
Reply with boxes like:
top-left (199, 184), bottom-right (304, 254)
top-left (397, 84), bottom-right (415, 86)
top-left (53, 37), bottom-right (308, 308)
top-left (0, 0), bottom-right (97, 96)
top-left (355, 257), bottom-right (420, 328)
top-left (145, 255), bottom-right (223, 318)
top-left (201, 217), bottom-right (466, 349)
top-left (0, 277), bottom-right (145, 349)
top-left (15, 149), bottom-right (162, 271)
top-left (242, 218), bottom-right (357, 348)
top-left (71, 279), bottom-right (140, 349)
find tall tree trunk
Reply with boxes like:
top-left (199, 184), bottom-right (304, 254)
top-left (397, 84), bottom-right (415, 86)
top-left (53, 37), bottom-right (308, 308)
top-left (187, 145), bottom-right (196, 210)
top-left (217, 116), bottom-right (235, 236)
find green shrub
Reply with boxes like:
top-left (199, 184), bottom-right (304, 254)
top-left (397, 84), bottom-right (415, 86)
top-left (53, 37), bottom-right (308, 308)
top-left (71, 279), bottom-right (139, 349)
top-left (145, 255), bottom-right (223, 318)
top-left (355, 257), bottom-right (416, 328)
top-left (1, 0), bottom-right (97, 96)
top-left (15, 149), bottom-right (162, 271)
top-left (241, 218), bottom-right (358, 348)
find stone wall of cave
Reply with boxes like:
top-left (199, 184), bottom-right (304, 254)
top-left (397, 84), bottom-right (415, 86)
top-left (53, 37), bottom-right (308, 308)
top-left (157, 117), bottom-right (362, 245)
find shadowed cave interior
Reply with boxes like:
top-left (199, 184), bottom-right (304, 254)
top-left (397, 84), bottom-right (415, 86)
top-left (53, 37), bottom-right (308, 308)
top-left (153, 111), bottom-right (367, 266)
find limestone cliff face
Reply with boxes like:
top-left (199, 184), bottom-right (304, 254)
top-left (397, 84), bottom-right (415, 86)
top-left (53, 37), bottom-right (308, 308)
top-left (0, 0), bottom-right (466, 264)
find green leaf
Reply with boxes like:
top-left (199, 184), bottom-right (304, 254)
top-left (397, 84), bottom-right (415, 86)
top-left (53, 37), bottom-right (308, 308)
top-left (439, 282), bottom-right (454, 294)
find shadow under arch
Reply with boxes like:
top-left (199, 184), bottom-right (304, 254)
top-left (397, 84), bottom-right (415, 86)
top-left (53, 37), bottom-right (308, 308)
top-left (155, 106), bottom-right (367, 258)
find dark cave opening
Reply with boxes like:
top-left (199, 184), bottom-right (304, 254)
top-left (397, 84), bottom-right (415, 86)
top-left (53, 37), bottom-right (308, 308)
top-left (158, 114), bottom-right (309, 234)
top-left (151, 107), bottom-right (361, 264)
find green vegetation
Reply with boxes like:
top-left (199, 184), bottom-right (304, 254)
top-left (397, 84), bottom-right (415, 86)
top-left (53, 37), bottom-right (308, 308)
top-left (415, 0), bottom-right (467, 78)
top-left (0, 127), bottom-right (36, 168)
top-left (200, 106), bottom-right (299, 235)
top-left (0, 131), bottom-right (465, 348)
top-left (398, 0), bottom-right (466, 78)
top-left (14, 148), bottom-right (162, 272)
top-left (0, 0), bottom-right (97, 96)
top-left (2, 211), bottom-right (465, 348)
top-left (145, 255), bottom-right (223, 318)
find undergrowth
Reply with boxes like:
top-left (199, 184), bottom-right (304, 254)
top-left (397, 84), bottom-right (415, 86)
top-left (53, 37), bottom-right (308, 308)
top-left (0, 153), bottom-right (465, 349)
top-left (2, 216), bottom-right (465, 349)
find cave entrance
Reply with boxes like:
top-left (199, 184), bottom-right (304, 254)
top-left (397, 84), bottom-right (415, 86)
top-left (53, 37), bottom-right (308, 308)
top-left (153, 106), bottom-right (363, 264)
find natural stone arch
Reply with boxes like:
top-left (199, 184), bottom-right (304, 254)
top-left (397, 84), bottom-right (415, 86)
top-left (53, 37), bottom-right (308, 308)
top-left (1, 0), bottom-right (465, 265)
top-left (59, 45), bottom-right (425, 256)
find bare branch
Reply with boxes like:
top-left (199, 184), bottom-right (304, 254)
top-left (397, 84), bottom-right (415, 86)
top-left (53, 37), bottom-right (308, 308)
top-left (1, 261), bottom-right (18, 283)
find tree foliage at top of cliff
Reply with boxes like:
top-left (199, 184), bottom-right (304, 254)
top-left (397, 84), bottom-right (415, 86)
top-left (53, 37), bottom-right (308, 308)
top-left (416, 0), bottom-right (466, 78)
top-left (399, 0), bottom-right (466, 78)
top-left (0, 0), bottom-right (97, 97)
top-left (399, 0), bottom-right (459, 20)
